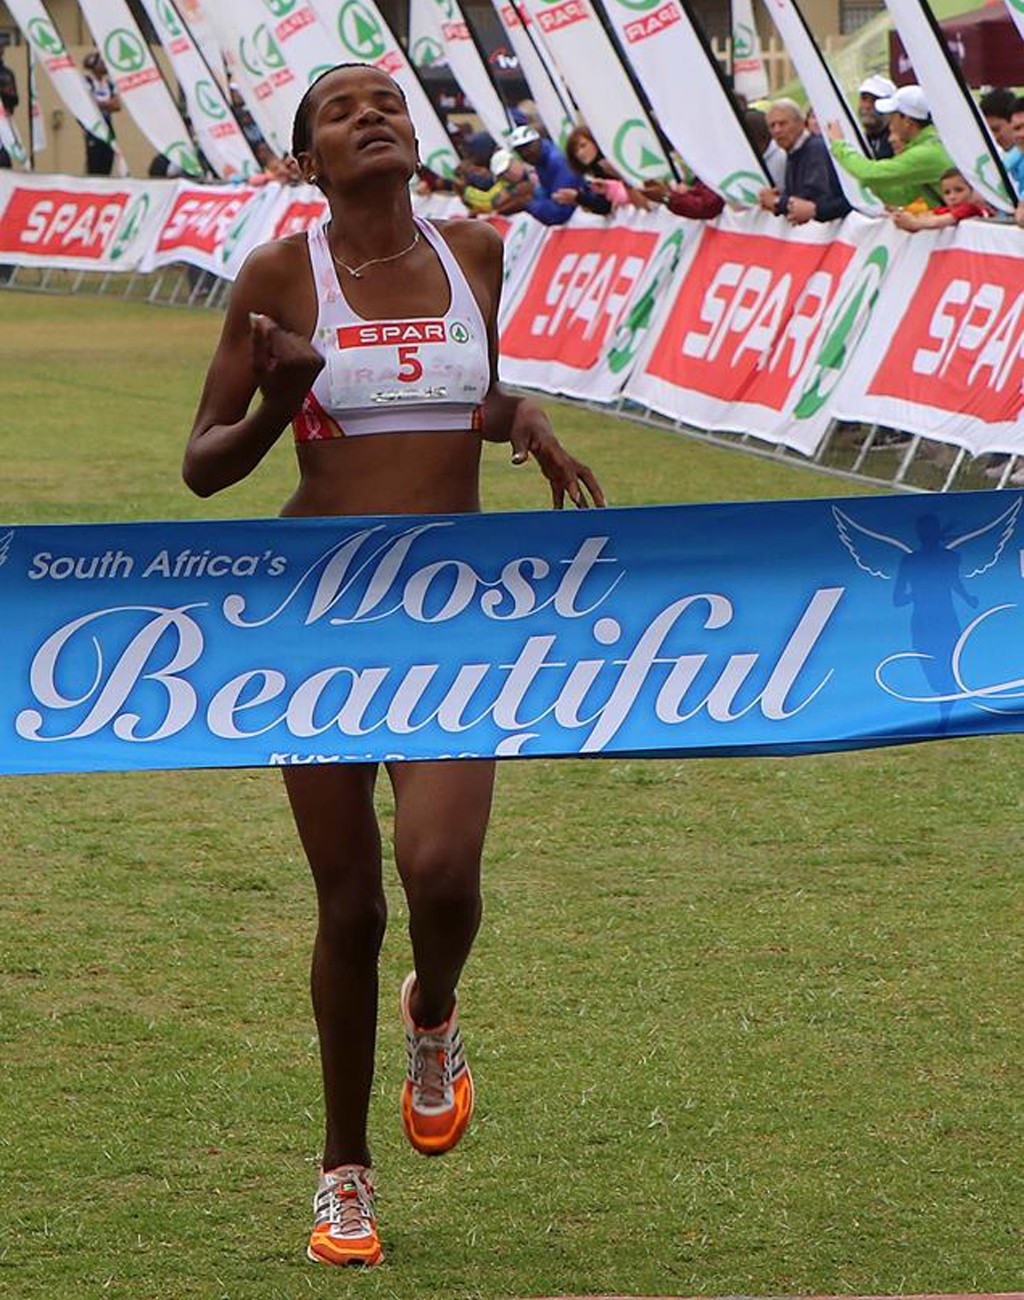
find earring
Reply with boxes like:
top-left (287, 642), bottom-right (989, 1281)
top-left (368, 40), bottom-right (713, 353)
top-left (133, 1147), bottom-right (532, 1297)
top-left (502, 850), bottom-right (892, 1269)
top-left (308, 174), bottom-right (317, 184)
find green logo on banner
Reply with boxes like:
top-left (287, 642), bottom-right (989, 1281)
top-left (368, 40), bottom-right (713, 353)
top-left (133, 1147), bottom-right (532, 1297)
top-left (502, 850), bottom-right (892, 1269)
top-left (719, 169), bottom-right (766, 204)
top-left (264, 0), bottom-right (298, 15)
top-left (196, 79), bottom-right (227, 120)
top-left (104, 29), bottom-right (147, 74)
top-left (254, 24), bottom-right (286, 69)
top-left (166, 139), bottom-right (200, 174)
top-left (612, 0), bottom-right (661, 9)
top-left (156, 0), bottom-right (182, 37)
top-left (110, 192), bottom-right (151, 262)
top-left (612, 118), bottom-right (665, 182)
top-left (606, 229), bottom-right (684, 373)
top-left (733, 22), bottom-right (754, 57)
top-left (425, 145), bottom-right (456, 180)
top-left (28, 18), bottom-right (64, 56)
top-left (435, 0), bottom-right (456, 18)
top-left (221, 197), bottom-right (261, 264)
top-left (412, 36), bottom-right (444, 67)
top-left (338, 0), bottom-right (387, 59)
top-left (793, 245), bottom-right (889, 419)
top-left (309, 64), bottom-right (337, 83)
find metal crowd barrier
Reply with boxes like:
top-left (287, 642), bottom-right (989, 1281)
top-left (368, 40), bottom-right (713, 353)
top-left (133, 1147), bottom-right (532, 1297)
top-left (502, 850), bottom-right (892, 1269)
top-left (1, 265), bottom-right (1015, 497)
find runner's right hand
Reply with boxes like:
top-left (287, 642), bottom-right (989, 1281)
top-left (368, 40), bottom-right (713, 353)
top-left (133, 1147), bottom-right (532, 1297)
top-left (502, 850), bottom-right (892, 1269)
top-left (249, 312), bottom-right (324, 411)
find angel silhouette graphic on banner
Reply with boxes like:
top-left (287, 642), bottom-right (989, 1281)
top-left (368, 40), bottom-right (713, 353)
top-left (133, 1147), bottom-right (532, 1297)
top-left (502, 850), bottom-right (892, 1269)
top-left (832, 498), bottom-right (1021, 726)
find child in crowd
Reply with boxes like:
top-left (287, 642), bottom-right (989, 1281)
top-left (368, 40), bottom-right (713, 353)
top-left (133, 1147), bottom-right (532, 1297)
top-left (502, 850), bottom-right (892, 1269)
top-left (892, 167), bottom-right (994, 231)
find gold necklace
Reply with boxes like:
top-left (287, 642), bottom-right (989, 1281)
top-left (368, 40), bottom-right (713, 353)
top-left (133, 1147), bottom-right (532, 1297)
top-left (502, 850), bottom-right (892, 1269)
top-left (331, 228), bottom-right (420, 278)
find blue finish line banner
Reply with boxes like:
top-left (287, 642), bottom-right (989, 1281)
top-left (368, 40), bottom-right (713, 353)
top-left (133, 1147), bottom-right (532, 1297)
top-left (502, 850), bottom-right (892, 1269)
top-left (2, 492), bottom-right (1023, 776)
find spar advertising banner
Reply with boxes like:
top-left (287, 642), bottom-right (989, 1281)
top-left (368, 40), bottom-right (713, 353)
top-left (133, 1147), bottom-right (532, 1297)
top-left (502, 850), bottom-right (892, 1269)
top-left (761, 0), bottom-right (885, 217)
top-left (598, 0), bottom-right (768, 203)
top-left (518, 0), bottom-right (671, 184)
top-left (490, 212), bottom-right (549, 330)
top-left (138, 0), bottom-right (259, 181)
top-left (499, 209), bottom-right (696, 400)
top-left (0, 173), bottom-right (174, 270)
top-left (139, 181), bottom-right (282, 278)
top-left (202, 2), bottom-right (295, 156)
top-left (833, 220), bottom-right (1024, 456)
top-left (882, 0), bottom-right (1016, 212)
top-left (308, 0), bottom-right (460, 179)
top-left (77, 0), bottom-right (202, 176)
top-left (5, 492), bottom-right (1024, 775)
top-left (264, 183), bottom-right (329, 240)
top-left (625, 210), bottom-right (906, 454)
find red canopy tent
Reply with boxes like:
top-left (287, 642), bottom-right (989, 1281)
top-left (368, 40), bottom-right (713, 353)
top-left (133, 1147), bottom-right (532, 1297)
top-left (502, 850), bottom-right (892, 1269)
top-left (889, 2), bottom-right (1024, 88)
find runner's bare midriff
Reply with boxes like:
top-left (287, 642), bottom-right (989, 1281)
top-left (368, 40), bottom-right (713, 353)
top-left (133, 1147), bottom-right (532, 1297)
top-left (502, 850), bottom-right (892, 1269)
top-left (281, 428), bottom-right (483, 518)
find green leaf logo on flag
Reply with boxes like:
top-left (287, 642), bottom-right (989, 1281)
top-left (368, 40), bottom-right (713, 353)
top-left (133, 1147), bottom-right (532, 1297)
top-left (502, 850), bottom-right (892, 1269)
top-left (104, 29), bottom-right (148, 75)
top-left (196, 79), bottom-right (227, 120)
top-left (611, 0), bottom-right (662, 9)
top-left (719, 170), bottom-right (766, 204)
top-left (733, 22), bottom-right (754, 58)
top-left (27, 18), bottom-right (64, 57)
top-left (425, 146), bottom-right (456, 179)
top-left (166, 140), bottom-right (200, 174)
top-left (412, 36), bottom-right (444, 67)
top-left (338, 0), bottom-right (387, 60)
top-left (254, 25), bottom-right (286, 69)
top-left (156, 0), bottom-right (182, 37)
top-left (264, 0), bottom-right (299, 15)
top-left (793, 245), bottom-right (888, 419)
top-left (612, 118), bottom-right (665, 183)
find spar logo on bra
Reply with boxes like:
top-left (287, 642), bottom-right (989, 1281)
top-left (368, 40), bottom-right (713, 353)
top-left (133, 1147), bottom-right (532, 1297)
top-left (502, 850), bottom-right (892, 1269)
top-left (338, 321), bottom-right (447, 348)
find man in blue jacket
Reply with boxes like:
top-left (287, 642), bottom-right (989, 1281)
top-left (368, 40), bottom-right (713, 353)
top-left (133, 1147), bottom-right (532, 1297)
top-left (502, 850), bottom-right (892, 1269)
top-left (501, 124), bottom-right (611, 224)
top-left (758, 98), bottom-right (851, 224)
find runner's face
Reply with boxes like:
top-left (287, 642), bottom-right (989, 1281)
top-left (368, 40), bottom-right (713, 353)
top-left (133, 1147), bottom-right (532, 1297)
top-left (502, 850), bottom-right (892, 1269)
top-left (303, 67), bottom-right (417, 188)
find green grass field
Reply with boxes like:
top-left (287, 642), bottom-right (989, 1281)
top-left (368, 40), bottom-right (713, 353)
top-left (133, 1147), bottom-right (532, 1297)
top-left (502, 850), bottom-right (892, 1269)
top-left (0, 291), bottom-right (1020, 1300)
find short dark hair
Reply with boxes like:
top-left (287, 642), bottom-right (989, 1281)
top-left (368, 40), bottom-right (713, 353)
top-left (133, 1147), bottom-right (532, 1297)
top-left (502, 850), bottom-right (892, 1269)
top-left (980, 87), bottom-right (1017, 120)
top-left (939, 166), bottom-right (965, 183)
top-left (291, 62), bottom-right (406, 157)
top-left (1012, 96), bottom-right (1024, 119)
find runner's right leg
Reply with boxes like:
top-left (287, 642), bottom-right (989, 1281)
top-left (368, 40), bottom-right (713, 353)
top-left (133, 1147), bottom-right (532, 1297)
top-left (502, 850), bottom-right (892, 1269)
top-left (283, 762), bottom-right (386, 1172)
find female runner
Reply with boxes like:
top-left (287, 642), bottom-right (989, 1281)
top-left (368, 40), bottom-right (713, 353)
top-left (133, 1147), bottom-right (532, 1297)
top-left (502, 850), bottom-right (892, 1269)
top-left (184, 62), bottom-right (604, 1267)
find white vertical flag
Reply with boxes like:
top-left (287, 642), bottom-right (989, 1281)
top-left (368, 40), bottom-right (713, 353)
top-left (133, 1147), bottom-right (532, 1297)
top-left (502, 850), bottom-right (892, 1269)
top-left (201, 4), bottom-right (295, 156)
top-left (175, 0), bottom-right (229, 93)
top-left (29, 46), bottom-right (46, 154)
top-left (762, 0), bottom-right (884, 214)
top-left (422, 0), bottom-right (510, 142)
top-left (882, 0), bottom-right (1016, 210)
top-left (76, 0), bottom-right (203, 174)
top-left (731, 0), bottom-right (768, 101)
top-left (517, 0), bottom-right (670, 182)
top-left (596, 0), bottom-right (768, 200)
top-left (6, 0), bottom-right (117, 150)
top-left (307, 0), bottom-right (460, 178)
top-left (253, 0), bottom-right (343, 121)
top-left (488, 0), bottom-right (575, 146)
top-left (139, 0), bottom-right (258, 179)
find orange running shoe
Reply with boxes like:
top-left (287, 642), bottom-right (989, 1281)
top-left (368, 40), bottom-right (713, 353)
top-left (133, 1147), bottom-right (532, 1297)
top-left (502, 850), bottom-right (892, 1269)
top-left (400, 972), bottom-right (475, 1156)
top-left (307, 1165), bottom-right (383, 1267)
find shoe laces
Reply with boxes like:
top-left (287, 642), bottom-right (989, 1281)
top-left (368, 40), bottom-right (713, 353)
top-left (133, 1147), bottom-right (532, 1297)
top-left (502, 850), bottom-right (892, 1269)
top-left (315, 1167), bottom-right (375, 1240)
top-left (408, 1026), bottom-right (457, 1108)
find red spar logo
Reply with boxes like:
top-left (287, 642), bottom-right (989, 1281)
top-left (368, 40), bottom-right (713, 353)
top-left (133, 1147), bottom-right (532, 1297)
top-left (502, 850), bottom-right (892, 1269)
top-left (0, 187), bottom-right (129, 257)
top-left (156, 191), bottom-right (252, 252)
top-left (500, 227), bottom-right (658, 369)
top-left (645, 227), bottom-right (853, 411)
top-left (869, 249), bottom-right (1024, 424)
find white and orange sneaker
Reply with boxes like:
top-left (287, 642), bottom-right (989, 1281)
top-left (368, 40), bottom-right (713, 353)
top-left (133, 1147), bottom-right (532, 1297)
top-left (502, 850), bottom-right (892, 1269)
top-left (307, 1165), bottom-right (383, 1267)
top-left (400, 972), bottom-right (475, 1156)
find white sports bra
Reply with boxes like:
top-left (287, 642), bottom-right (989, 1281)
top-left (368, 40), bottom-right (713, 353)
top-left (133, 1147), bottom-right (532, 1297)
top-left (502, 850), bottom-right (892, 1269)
top-left (294, 215), bottom-right (491, 442)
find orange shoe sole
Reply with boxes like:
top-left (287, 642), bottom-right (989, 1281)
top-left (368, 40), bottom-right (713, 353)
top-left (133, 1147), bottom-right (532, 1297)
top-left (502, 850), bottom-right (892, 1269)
top-left (307, 1234), bottom-right (383, 1267)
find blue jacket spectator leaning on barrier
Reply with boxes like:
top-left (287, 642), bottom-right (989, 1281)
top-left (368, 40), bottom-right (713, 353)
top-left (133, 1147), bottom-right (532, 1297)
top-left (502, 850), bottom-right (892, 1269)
top-left (499, 124), bottom-right (611, 224)
top-left (758, 98), bottom-right (851, 224)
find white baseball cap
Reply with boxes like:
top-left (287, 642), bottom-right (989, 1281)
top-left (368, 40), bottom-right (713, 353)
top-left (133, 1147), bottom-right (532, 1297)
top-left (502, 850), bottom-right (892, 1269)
top-left (875, 84), bottom-right (931, 121)
top-left (858, 74), bottom-right (897, 101)
top-left (505, 124), bottom-right (541, 150)
top-left (489, 148), bottom-right (514, 177)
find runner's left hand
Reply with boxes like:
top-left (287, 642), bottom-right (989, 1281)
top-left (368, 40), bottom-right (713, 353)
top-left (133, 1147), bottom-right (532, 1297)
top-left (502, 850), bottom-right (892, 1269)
top-left (509, 409), bottom-right (605, 509)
